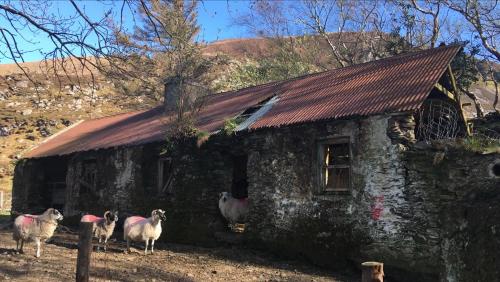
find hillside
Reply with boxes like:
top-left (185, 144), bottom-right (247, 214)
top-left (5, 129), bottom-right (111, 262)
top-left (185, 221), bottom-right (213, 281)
top-left (0, 37), bottom-right (498, 209)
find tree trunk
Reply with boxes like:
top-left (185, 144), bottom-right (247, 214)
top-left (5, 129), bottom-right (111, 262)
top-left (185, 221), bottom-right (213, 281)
top-left (460, 87), bottom-right (485, 118)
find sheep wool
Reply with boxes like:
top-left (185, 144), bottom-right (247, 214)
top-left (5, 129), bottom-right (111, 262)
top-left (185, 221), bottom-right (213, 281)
top-left (123, 209), bottom-right (166, 255)
top-left (218, 192), bottom-right (249, 225)
top-left (80, 211), bottom-right (118, 251)
top-left (13, 208), bottom-right (63, 258)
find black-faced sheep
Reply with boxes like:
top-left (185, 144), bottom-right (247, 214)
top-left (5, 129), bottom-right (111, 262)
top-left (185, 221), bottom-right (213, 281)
top-left (123, 209), bottom-right (166, 255)
top-left (218, 192), bottom-right (249, 227)
top-left (13, 208), bottom-right (63, 257)
top-left (81, 211), bottom-right (118, 252)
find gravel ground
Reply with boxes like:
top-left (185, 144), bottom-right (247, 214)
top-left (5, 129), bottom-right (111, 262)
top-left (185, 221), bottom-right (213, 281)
top-left (0, 229), bottom-right (357, 282)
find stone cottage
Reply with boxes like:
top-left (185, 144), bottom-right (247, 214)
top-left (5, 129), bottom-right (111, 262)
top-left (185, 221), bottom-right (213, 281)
top-left (12, 45), bottom-right (500, 281)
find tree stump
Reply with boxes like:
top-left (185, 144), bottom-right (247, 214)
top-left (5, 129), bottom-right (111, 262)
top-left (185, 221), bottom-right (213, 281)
top-left (361, 261), bottom-right (384, 282)
top-left (76, 222), bottom-right (93, 282)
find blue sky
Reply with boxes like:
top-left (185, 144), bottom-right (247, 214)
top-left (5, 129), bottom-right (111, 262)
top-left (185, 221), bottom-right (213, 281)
top-left (197, 1), bottom-right (251, 42)
top-left (0, 1), bottom-right (252, 63)
top-left (0, 1), bottom-right (490, 64)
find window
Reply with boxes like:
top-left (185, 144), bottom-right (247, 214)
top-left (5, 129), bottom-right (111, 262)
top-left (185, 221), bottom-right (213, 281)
top-left (319, 138), bottom-right (351, 192)
top-left (80, 159), bottom-right (97, 193)
top-left (158, 158), bottom-right (174, 194)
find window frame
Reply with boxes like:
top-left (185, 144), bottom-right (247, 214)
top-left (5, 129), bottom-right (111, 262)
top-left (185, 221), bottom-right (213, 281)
top-left (157, 157), bottom-right (174, 195)
top-left (317, 137), bottom-right (352, 193)
top-left (80, 158), bottom-right (97, 193)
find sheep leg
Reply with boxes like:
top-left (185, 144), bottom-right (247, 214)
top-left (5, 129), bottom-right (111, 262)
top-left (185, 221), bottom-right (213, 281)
top-left (144, 239), bottom-right (149, 255)
top-left (103, 237), bottom-right (108, 252)
top-left (16, 240), bottom-right (19, 252)
top-left (97, 237), bottom-right (101, 252)
top-left (126, 239), bottom-right (131, 253)
top-left (19, 239), bottom-right (24, 254)
top-left (151, 239), bottom-right (155, 254)
top-left (35, 238), bottom-right (41, 258)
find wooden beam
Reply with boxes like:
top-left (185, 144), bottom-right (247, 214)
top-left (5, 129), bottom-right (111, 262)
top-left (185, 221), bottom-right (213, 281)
top-left (434, 83), bottom-right (456, 100)
top-left (362, 261), bottom-right (384, 282)
top-left (76, 222), bottom-right (93, 282)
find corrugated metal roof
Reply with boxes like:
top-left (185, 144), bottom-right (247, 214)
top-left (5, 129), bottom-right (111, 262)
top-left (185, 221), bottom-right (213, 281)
top-left (25, 45), bottom-right (460, 158)
top-left (250, 45), bottom-right (460, 128)
top-left (25, 80), bottom-right (281, 158)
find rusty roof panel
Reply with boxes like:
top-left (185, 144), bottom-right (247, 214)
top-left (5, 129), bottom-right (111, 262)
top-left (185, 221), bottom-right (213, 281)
top-left (250, 45), bottom-right (460, 128)
top-left (25, 81), bottom-right (280, 158)
top-left (25, 45), bottom-right (460, 158)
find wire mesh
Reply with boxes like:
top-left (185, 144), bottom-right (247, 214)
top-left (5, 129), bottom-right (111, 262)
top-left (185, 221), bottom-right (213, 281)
top-left (416, 99), bottom-right (462, 142)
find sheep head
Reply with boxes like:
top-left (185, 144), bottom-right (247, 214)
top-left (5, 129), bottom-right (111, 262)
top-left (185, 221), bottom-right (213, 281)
top-left (219, 192), bottom-right (231, 202)
top-left (47, 208), bottom-right (64, 221)
top-left (104, 211), bottom-right (118, 223)
top-left (152, 209), bottom-right (166, 221)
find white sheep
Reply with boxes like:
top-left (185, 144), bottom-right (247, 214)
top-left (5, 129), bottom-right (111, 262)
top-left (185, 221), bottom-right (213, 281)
top-left (123, 209), bottom-right (166, 255)
top-left (218, 192), bottom-right (249, 227)
top-left (13, 208), bottom-right (63, 258)
top-left (80, 211), bottom-right (118, 252)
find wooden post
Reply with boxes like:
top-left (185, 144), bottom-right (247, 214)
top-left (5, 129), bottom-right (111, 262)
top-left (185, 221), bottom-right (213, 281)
top-left (76, 222), bottom-right (93, 282)
top-left (361, 261), bottom-right (384, 282)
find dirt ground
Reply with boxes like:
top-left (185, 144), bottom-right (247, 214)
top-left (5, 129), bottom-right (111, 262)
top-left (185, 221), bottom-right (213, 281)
top-left (0, 229), bottom-right (357, 282)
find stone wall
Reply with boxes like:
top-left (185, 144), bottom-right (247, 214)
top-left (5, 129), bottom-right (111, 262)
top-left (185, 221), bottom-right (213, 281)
top-left (12, 113), bottom-right (499, 281)
top-left (240, 116), bottom-right (499, 282)
top-left (12, 158), bottom-right (41, 213)
top-left (243, 115), bottom-right (444, 280)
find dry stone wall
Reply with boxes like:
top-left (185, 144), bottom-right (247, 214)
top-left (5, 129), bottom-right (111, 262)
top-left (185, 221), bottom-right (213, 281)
top-left (12, 114), bottom-right (499, 281)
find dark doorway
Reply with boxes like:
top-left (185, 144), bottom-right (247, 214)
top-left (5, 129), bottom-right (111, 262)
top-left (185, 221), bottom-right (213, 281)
top-left (41, 156), bottom-right (68, 211)
top-left (231, 155), bottom-right (248, 199)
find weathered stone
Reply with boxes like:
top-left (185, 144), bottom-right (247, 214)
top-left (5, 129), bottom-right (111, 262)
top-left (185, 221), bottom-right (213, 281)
top-left (11, 113), bottom-right (500, 282)
top-left (21, 109), bottom-right (32, 116)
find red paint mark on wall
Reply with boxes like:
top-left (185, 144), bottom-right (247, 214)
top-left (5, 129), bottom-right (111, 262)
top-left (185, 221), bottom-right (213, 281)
top-left (371, 196), bottom-right (384, 220)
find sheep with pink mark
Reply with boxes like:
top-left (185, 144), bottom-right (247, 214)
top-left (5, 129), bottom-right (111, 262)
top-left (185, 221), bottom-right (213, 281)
top-left (123, 209), bottom-right (166, 255)
top-left (218, 192), bottom-right (249, 228)
top-left (13, 208), bottom-right (63, 258)
top-left (81, 210), bottom-right (118, 252)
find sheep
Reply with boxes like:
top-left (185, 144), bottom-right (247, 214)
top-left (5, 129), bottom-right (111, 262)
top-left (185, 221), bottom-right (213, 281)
top-left (80, 211), bottom-right (118, 252)
top-left (218, 192), bottom-right (249, 229)
top-left (13, 208), bottom-right (63, 258)
top-left (123, 209), bottom-right (166, 255)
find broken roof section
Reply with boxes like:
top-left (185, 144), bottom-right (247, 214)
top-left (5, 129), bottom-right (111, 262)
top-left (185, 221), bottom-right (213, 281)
top-left (25, 45), bottom-right (460, 158)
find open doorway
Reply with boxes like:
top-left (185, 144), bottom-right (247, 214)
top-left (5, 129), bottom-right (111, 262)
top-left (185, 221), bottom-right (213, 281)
top-left (231, 155), bottom-right (248, 199)
top-left (40, 156), bottom-right (68, 211)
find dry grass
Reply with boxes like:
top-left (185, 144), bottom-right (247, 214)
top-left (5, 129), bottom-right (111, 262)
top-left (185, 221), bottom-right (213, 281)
top-left (0, 230), bottom-right (356, 281)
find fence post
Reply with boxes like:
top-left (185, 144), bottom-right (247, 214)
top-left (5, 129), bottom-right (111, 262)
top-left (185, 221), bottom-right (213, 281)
top-left (76, 222), bottom-right (93, 282)
top-left (361, 261), bottom-right (384, 282)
